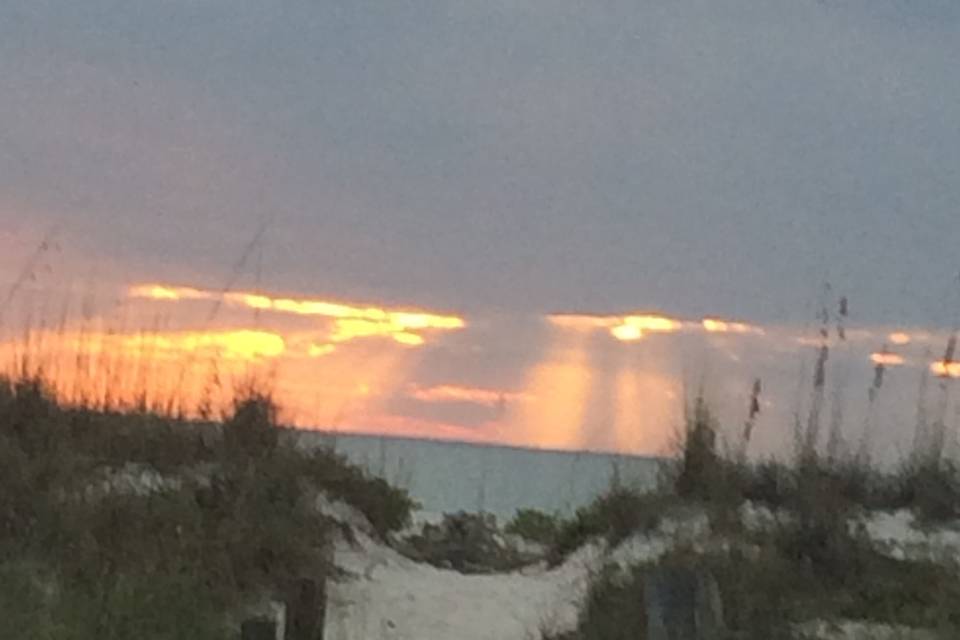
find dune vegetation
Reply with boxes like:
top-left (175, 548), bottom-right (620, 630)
top-left (0, 373), bottom-right (415, 639)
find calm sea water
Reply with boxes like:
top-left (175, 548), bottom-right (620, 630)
top-left (291, 431), bottom-right (661, 519)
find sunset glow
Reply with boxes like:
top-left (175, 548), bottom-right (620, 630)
top-left (0, 326), bottom-right (289, 417)
top-left (547, 314), bottom-right (619, 331)
top-left (130, 283), bottom-right (466, 346)
top-left (702, 318), bottom-right (764, 335)
top-left (134, 330), bottom-right (285, 360)
top-left (610, 324), bottom-right (643, 341)
top-left (410, 384), bottom-right (526, 408)
top-left (611, 366), bottom-right (678, 455)
top-left (610, 315), bottom-right (681, 341)
top-left (308, 343), bottom-right (337, 358)
top-left (549, 313), bottom-right (681, 341)
top-left (1, 281), bottom-right (951, 456)
top-left (505, 332), bottom-right (593, 450)
top-left (549, 312), bottom-right (766, 341)
top-left (931, 361), bottom-right (960, 378)
top-left (870, 352), bottom-right (905, 366)
top-left (36, 328), bottom-right (287, 362)
top-left (128, 284), bottom-right (211, 302)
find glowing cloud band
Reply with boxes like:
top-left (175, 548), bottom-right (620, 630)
top-left (129, 283), bottom-right (466, 346)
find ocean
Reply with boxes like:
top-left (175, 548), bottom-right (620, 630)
top-left (290, 431), bottom-right (662, 520)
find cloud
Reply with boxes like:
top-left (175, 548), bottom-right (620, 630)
top-left (2, 0), bottom-right (960, 456)
top-left (2, 0), bottom-right (959, 323)
top-left (931, 361), bottom-right (960, 379)
top-left (408, 384), bottom-right (527, 408)
top-left (870, 351), bottom-right (905, 367)
top-left (129, 282), bottom-right (466, 346)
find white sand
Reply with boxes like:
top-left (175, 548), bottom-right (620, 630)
top-left (320, 504), bottom-right (960, 640)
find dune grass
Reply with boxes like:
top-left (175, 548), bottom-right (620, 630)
top-left (0, 373), bottom-right (415, 639)
top-left (546, 391), bottom-right (960, 639)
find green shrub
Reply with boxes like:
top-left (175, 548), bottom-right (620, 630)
top-left (673, 396), bottom-right (744, 505)
top-left (0, 372), bottom-right (420, 638)
top-left (66, 409), bottom-right (215, 473)
top-left (734, 453), bottom-right (960, 523)
top-left (0, 377), bottom-right (61, 458)
top-left (0, 561), bottom-right (231, 640)
top-left (222, 391), bottom-right (415, 537)
top-left (291, 446), bottom-right (417, 537)
top-left (738, 460), bottom-right (796, 507)
top-left (705, 532), bottom-right (960, 634)
top-left (560, 446), bottom-right (960, 639)
top-left (879, 460), bottom-right (960, 523)
top-left (505, 509), bottom-right (562, 545)
top-left (563, 564), bottom-right (647, 640)
top-left (549, 488), bottom-right (666, 566)
top-left (0, 561), bottom-right (57, 639)
top-left (561, 533), bottom-right (960, 640)
top-left (223, 392), bottom-right (280, 462)
top-left (402, 511), bottom-right (532, 573)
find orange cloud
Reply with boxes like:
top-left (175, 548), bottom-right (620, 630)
top-left (547, 314), bottom-right (619, 331)
top-left (130, 283), bottom-right (466, 346)
top-left (308, 343), bottom-right (336, 358)
top-left (548, 313), bottom-right (681, 341)
top-left (409, 384), bottom-right (527, 408)
top-left (931, 361), bottom-right (960, 378)
top-left (611, 315), bottom-right (681, 341)
top-left (870, 352), bottom-right (905, 366)
top-left (610, 323), bottom-right (644, 341)
top-left (550, 312), bottom-right (768, 342)
top-left (888, 332), bottom-right (912, 346)
top-left (143, 330), bottom-right (284, 360)
top-left (702, 318), bottom-right (765, 335)
top-left (45, 328), bottom-right (286, 361)
top-left (128, 284), bottom-right (211, 301)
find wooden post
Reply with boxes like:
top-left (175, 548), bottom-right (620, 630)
top-left (643, 567), bottom-right (724, 640)
top-left (241, 618), bottom-right (277, 640)
top-left (284, 578), bottom-right (327, 640)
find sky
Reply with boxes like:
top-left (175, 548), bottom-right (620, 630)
top-left (1, 1), bottom-right (959, 457)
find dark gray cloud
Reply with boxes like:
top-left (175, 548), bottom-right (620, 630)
top-left (2, 0), bottom-right (959, 323)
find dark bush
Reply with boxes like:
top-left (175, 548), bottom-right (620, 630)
top-left (560, 527), bottom-right (960, 640)
top-left (223, 392), bottom-right (280, 462)
top-left (0, 376), bottom-right (61, 459)
top-left (878, 460), bottom-right (960, 523)
top-left (549, 488), bottom-right (666, 566)
top-left (291, 446), bottom-right (416, 537)
top-left (402, 511), bottom-right (534, 573)
top-left (738, 460), bottom-right (796, 507)
top-left (563, 564), bottom-right (647, 640)
top-left (674, 396), bottom-right (735, 504)
top-left (0, 559), bottom-right (231, 640)
top-left (66, 410), bottom-right (215, 473)
top-left (505, 508), bottom-right (562, 546)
